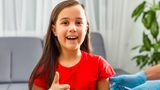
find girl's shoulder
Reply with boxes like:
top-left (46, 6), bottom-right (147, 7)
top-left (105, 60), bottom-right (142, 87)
top-left (81, 50), bottom-right (106, 63)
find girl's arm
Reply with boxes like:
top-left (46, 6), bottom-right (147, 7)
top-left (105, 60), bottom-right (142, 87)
top-left (97, 78), bottom-right (109, 90)
top-left (145, 64), bottom-right (160, 80)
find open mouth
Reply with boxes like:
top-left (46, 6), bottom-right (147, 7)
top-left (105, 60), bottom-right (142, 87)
top-left (66, 36), bottom-right (78, 40)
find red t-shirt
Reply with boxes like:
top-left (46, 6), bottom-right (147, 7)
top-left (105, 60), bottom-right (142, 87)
top-left (34, 51), bottom-right (115, 90)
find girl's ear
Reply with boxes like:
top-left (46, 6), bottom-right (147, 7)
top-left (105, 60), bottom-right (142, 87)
top-left (52, 25), bottom-right (57, 36)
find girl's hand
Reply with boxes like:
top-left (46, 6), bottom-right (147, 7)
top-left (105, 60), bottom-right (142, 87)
top-left (49, 72), bottom-right (70, 90)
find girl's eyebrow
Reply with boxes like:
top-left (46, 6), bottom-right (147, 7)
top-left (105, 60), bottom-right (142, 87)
top-left (59, 17), bottom-right (83, 21)
top-left (59, 17), bottom-right (69, 21)
top-left (76, 17), bottom-right (83, 20)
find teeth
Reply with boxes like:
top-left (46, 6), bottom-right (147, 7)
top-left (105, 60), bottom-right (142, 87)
top-left (67, 36), bottom-right (76, 39)
top-left (66, 36), bottom-right (78, 40)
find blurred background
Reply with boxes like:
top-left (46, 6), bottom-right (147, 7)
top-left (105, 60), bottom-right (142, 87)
top-left (0, 0), bottom-right (153, 73)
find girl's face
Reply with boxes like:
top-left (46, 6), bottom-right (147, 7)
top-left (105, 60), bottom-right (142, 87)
top-left (53, 5), bottom-right (88, 52)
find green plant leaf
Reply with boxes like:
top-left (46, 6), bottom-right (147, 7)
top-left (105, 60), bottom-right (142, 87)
top-left (150, 20), bottom-right (159, 39)
top-left (131, 1), bottom-right (160, 69)
top-left (142, 32), bottom-right (152, 51)
top-left (132, 54), bottom-right (149, 69)
top-left (139, 45), bottom-right (147, 52)
top-left (142, 10), bottom-right (156, 29)
top-left (132, 1), bottom-right (146, 21)
top-left (131, 45), bottom-right (141, 50)
top-left (153, 42), bottom-right (160, 51)
top-left (132, 55), bottom-right (146, 64)
top-left (149, 52), bottom-right (160, 65)
top-left (152, 2), bottom-right (160, 11)
top-left (139, 57), bottom-right (149, 69)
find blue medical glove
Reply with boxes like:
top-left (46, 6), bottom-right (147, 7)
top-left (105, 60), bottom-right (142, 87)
top-left (110, 71), bottom-right (147, 88)
top-left (132, 80), bottom-right (160, 90)
top-left (110, 83), bottom-right (131, 90)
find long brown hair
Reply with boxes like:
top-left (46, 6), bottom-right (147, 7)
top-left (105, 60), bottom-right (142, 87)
top-left (29, 0), bottom-right (92, 89)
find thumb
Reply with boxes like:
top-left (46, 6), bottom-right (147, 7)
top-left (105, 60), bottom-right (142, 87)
top-left (53, 71), bottom-right (60, 84)
top-left (60, 84), bottom-right (70, 89)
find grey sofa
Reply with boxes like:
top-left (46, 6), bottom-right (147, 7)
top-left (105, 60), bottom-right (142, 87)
top-left (0, 32), bottom-right (127, 90)
top-left (0, 37), bottom-right (43, 90)
top-left (90, 32), bottom-right (128, 75)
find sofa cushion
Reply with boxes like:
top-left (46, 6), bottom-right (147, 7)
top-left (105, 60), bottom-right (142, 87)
top-left (0, 84), bottom-right (9, 90)
top-left (8, 83), bottom-right (28, 90)
top-left (0, 37), bottom-right (43, 82)
top-left (10, 37), bottom-right (43, 82)
top-left (0, 48), bottom-right (11, 82)
top-left (91, 32), bottom-right (106, 59)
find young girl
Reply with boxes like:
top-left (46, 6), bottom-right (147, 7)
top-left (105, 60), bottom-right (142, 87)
top-left (29, 0), bottom-right (115, 90)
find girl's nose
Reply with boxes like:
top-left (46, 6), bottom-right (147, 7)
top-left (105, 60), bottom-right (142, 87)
top-left (68, 24), bottom-right (77, 32)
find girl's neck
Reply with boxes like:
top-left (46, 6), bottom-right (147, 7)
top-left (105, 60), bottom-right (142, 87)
top-left (60, 49), bottom-right (81, 59)
top-left (58, 49), bottom-right (82, 67)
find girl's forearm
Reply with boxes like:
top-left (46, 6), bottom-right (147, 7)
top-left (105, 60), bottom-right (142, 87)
top-left (145, 64), bottom-right (160, 80)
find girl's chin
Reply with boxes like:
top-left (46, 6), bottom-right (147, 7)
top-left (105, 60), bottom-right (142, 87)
top-left (66, 45), bottom-right (80, 50)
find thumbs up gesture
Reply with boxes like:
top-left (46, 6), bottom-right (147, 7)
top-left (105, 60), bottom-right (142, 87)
top-left (49, 72), bottom-right (70, 90)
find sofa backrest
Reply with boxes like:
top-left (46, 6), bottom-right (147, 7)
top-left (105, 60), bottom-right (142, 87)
top-left (90, 32), bottom-right (106, 59)
top-left (0, 33), bottom-right (106, 83)
top-left (0, 47), bottom-right (11, 82)
top-left (0, 37), bottom-right (43, 83)
top-left (90, 32), bottom-right (129, 75)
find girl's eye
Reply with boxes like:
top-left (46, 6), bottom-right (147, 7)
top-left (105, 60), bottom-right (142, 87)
top-left (75, 21), bottom-right (83, 25)
top-left (62, 21), bottom-right (69, 25)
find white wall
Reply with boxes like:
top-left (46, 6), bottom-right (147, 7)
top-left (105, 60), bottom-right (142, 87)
top-left (0, 0), bottom-right (149, 73)
top-left (105, 0), bottom-right (146, 73)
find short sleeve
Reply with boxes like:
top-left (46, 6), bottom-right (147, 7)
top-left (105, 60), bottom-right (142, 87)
top-left (97, 56), bottom-right (115, 80)
top-left (33, 66), bottom-right (49, 89)
top-left (34, 75), bottom-right (47, 89)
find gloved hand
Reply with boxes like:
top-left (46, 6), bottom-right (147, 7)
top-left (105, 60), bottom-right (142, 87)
top-left (110, 71), bottom-right (147, 89)
top-left (110, 83), bottom-right (131, 90)
top-left (132, 80), bottom-right (160, 90)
